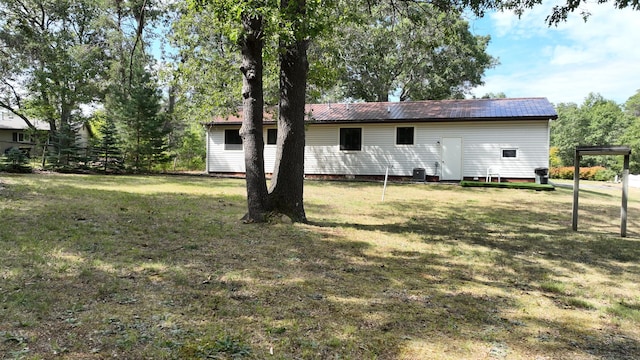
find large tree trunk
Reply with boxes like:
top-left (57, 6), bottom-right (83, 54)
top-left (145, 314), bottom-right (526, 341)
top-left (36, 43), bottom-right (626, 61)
top-left (267, 0), bottom-right (308, 223)
top-left (239, 15), bottom-right (268, 222)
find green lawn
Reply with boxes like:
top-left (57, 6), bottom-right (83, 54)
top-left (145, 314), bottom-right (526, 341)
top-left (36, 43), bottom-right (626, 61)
top-left (1, 173), bottom-right (639, 359)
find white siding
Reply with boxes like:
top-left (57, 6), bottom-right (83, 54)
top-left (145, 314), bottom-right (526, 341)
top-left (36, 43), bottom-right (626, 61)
top-left (305, 124), bottom-right (440, 176)
top-left (207, 120), bottom-right (551, 179)
top-left (207, 126), bottom-right (245, 172)
top-left (207, 126), bottom-right (279, 173)
top-left (452, 121), bottom-right (550, 179)
top-left (263, 126), bottom-right (277, 173)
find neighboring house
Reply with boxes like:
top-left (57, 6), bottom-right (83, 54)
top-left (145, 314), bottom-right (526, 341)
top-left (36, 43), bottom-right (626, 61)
top-left (0, 109), bottom-right (50, 156)
top-left (73, 121), bottom-right (94, 150)
top-left (205, 98), bottom-right (558, 182)
top-left (0, 109), bottom-right (95, 157)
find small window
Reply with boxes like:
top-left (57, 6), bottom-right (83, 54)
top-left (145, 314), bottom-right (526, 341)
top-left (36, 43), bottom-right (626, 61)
top-left (340, 128), bottom-right (362, 151)
top-left (502, 149), bottom-right (517, 158)
top-left (266, 128), bottom-right (277, 145)
top-left (224, 129), bottom-right (243, 150)
top-left (396, 127), bottom-right (414, 145)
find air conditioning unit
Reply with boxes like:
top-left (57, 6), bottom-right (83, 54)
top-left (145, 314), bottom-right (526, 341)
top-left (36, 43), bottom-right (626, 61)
top-left (412, 168), bottom-right (426, 182)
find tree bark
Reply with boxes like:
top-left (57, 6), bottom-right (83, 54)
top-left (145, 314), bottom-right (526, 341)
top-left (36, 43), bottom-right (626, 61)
top-left (267, 0), bottom-right (308, 223)
top-left (239, 15), bottom-right (268, 222)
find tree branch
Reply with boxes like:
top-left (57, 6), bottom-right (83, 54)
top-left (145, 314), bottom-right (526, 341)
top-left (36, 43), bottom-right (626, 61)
top-left (0, 96), bottom-right (35, 129)
top-left (129, 0), bottom-right (148, 88)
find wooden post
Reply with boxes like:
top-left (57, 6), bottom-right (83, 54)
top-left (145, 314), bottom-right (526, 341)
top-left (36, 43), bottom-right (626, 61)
top-left (573, 146), bottom-right (631, 236)
top-left (572, 152), bottom-right (580, 231)
top-left (621, 154), bottom-right (630, 237)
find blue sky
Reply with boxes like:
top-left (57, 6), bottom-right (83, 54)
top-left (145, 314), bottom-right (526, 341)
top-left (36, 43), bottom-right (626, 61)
top-left (468, 2), bottom-right (640, 105)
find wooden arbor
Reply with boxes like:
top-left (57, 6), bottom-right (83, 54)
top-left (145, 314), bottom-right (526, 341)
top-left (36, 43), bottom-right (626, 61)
top-left (572, 146), bottom-right (632, 237)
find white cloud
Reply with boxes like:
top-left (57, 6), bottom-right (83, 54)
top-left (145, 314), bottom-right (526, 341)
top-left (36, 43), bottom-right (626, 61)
top-left (474, 58), bottom-right (640, 104)
top-left (472, 3), bottom-right (640, 104)
top-left (549, 45), bottom-right (597, 66)
top-left (489, 3), bottom-right (559, 38)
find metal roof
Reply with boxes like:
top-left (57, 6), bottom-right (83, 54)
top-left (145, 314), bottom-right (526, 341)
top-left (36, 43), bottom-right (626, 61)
top-left (0, 110), bottom-right (50, 130)
top-left (206, 98), bottom-right (558, 126)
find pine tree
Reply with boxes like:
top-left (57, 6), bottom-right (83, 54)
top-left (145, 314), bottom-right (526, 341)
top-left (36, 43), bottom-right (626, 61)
top-left (46, 124), bottom-right (81, 171)
top-left (95, 116), bottom-right (124, 173)
top-left (120, 62), bottom-right (170, 172)
top-left (106, 47), bottom-right (171, 172)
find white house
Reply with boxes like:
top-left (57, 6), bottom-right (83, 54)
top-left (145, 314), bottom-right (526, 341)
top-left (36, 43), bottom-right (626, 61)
top-left (205, 98), bottom-right (558, 182)
top-left (0, 109), bottom-right (97, 157)
top-left (0, 109), bottom-right (50, 156)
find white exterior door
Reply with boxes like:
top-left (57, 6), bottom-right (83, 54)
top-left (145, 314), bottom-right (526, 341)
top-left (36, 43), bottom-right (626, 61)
top-left (441, 137), bottom-right (462, 181)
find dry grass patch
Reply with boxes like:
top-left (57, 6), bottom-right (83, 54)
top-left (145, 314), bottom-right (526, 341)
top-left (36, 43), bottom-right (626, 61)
top-left (1, 174), bottom-right (639, 359)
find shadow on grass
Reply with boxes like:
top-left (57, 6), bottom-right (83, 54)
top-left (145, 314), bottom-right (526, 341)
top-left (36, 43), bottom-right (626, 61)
top-left (21, 172), bottom-right (246, 189)
top-left (311, 194), bottom-right (640, 266)
top-left (1, 176), bottom-right (639, 359)
top-left (307, 194), bottom-right (640, 358)
top-left (0, 180), bottom-right (522, 358)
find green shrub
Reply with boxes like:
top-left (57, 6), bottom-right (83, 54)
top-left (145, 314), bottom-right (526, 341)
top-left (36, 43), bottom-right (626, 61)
top-left (594, 168), bottom-right (616, 181)
top-left (549, 166), bottom-right (615, 181)
top-left (0, 148), bottom-right (32, 173)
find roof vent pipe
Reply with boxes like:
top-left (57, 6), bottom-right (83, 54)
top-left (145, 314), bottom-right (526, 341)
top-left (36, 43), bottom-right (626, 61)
top-left (387, 106), bottom-right (391, 113)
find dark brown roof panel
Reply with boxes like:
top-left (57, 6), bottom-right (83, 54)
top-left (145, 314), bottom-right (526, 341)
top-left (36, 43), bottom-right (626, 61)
top-left (206, 98), bottom-right (557, 125)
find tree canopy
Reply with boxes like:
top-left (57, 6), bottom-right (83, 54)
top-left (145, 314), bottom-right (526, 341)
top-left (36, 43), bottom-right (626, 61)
top-left (0, 0), bottom-right (108, 130)
top-left (621, 90), bottom-right (640, 173)
top-left (313, 2), bottom-right (497, 102)
top-left (551, 93), bottom-right (633, 171)
top-left (624, 89), bottom-right (640, 117)
top-left (0, 0), bottom-right (174, 171)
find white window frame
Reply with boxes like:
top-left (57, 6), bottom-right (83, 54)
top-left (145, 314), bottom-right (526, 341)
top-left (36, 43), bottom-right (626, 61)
top-left (501, 148), bottom-right (518, 159)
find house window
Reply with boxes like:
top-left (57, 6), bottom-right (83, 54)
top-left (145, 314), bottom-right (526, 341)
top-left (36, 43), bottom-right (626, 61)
top-left (12, 132), bottom-right (29, 143)
top-left (340, 128), bottom-right (362, 151)
top-left (502, 149), bottom-right (517, 158)
top-left (266, 128), bottom-right (277, 145)
top-left (224, 129), bottom-right (243, 150)
top-left (396, 127), bottom-right (414, 145)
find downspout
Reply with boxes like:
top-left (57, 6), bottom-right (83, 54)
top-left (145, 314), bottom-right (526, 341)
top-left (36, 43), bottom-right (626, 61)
top-left (204, 124), bottom-right (210, 173)
top-left (547, 118), bottom-right (552, 168)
